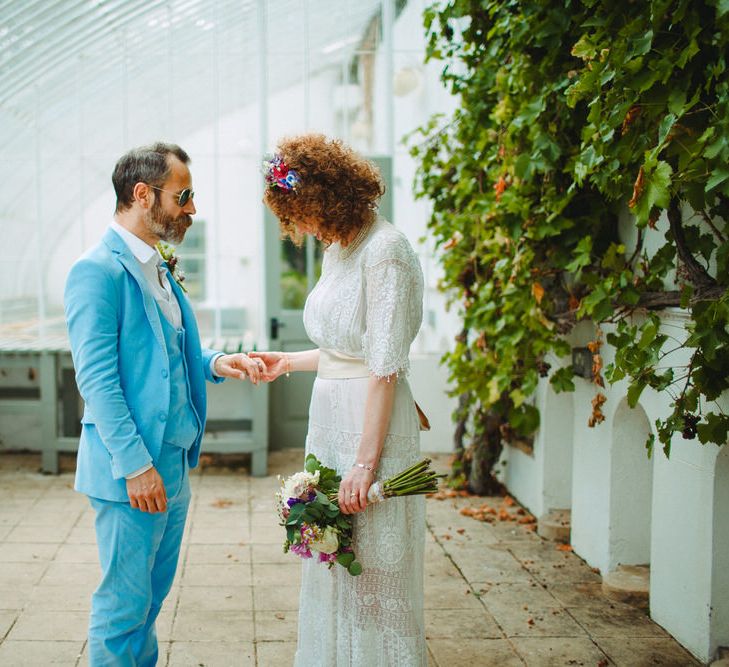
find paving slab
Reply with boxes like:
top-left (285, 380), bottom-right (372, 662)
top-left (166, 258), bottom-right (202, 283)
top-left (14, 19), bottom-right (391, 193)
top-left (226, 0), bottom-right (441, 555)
top-left (7, 610), bottom-right (89, 641)
top-left (171, 609), bottom-right (254, 642)
top-left (0, 610), bottom-right (18, 640)
top-left (0, 639), bottom-right (85, 666)
top-left (167, 640), bottom-right (256, 666)
top-left (252, 585), bottom-right (302, 612)
top-left (25, 584), bottom-right (92, 612)
top-left (256, 640), bottom-right (297, 665)
top-left (185, 542), bottom-right (251, 564)
top-left (0, 585), bottom-right (33, 611)
top-left (425, 608), bottom-right (502, 639)
top-left (254, 610), bottom-right (299, 642)
top-left (177, 584), bottom-right (254, 611)
top-left (252, 562), bottom-right (302, 586)
top-left (181, 561), bottom-right (252, 587)
top-left (511, 636), bottom-right (609, 666)
top-left (597, 636), bottom-right (701, 666)
top-left (0, 541), bottom-right (58, 562)
top-left (428, 638), bottom-right (523, 665)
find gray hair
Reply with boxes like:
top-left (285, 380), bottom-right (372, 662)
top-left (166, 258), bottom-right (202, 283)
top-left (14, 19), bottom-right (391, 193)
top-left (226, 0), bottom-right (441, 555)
top-left (112, 142), bottom-right (190, 212)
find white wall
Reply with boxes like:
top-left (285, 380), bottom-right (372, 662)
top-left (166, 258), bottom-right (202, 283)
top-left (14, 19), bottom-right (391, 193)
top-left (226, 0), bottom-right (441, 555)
top-left (650, 431), bottom-right (719, 661)
top-left (499, 359), bottom-right (574, 518)
top-left (610, 399), bottom-right (652, 569)
top-left (711, 445), bottom-right (729, 656)
top-left (409, 354), bottom-right (456, 454)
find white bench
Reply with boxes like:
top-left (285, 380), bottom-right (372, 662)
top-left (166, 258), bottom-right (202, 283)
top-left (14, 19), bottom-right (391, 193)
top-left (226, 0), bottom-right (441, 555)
top-left (0, 330), bottom-right (269, 476)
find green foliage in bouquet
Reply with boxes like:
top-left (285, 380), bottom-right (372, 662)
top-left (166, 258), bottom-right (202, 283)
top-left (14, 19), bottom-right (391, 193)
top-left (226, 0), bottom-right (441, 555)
top-left (280, 455), bottom-right (362, 576)
top-left (410, 0), bottom-right (729, 491)
top-left (303, 454), bottom-right (363, 575)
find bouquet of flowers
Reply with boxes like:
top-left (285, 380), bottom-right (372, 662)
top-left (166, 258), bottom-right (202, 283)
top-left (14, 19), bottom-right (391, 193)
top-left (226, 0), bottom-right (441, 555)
top-left (276, 454), bottom-right (444, 576)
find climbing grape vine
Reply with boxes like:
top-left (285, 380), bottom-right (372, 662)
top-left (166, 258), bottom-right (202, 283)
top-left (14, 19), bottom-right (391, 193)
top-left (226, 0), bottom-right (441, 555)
top-left (410, 0), bottom-right (729, 492)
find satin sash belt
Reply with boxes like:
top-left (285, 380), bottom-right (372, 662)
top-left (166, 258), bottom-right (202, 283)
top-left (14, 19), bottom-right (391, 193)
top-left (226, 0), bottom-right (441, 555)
top-left (317, 348), bottom-right (371, 379)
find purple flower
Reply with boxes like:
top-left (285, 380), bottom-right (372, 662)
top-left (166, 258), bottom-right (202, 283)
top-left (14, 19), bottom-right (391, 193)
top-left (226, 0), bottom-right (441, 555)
top-left (287, 497), bottom-right (303, 508)
top-left (290, 543), bottom-right (313, 558)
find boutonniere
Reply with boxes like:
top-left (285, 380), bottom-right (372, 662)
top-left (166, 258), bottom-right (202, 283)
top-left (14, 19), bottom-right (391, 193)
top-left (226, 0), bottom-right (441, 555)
top-left (156, 241), bottom-right (187, 293)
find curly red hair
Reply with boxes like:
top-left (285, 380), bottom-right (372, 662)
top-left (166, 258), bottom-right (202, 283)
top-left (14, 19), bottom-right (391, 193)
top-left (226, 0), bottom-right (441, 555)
top-left (263, 134), bottom-right (385, 245)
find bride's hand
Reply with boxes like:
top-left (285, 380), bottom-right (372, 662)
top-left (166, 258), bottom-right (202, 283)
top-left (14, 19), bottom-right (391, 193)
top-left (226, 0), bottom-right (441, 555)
top-left (338, 467), bottom-right (374, 515)
top-left (214, 353), bottom-right (266, 385)
top-left (248, 351), bottom-right (287, 382)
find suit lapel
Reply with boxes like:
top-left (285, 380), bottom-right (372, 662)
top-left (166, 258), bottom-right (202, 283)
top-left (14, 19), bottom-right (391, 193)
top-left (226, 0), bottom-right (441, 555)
top-left (103, 229), bottom-right (166, 353)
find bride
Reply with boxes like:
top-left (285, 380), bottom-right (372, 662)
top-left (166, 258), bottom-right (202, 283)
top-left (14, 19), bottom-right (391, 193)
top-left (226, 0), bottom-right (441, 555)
top-left (252, 134), bottom-right (427, 666)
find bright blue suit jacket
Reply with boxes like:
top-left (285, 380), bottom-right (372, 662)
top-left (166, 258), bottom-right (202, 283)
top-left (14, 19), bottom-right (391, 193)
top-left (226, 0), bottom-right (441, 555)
top-left (64, 228), bottom-right (221, 502)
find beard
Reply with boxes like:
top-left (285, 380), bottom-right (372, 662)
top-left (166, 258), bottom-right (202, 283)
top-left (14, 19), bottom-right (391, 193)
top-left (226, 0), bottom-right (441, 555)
top-left (145, 198), bottom-right (191, 245)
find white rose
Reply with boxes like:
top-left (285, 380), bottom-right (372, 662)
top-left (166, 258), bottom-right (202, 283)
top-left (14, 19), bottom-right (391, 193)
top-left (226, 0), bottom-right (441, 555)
top-left (283, 470), bottom-right (320, 500)
top-left (310, 526), bottom-right (339, 554)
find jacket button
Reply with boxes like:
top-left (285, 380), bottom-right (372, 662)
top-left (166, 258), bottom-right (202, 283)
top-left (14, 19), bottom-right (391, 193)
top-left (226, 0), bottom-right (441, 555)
top-left (159, 412), bottom-right (167, 422)
top-left (161, 369), bottom-right (169, 378)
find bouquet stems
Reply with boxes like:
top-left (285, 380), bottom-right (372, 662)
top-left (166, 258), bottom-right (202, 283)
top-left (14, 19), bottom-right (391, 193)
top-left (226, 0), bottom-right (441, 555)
top-left (328, 458), bottom-right (444, 505)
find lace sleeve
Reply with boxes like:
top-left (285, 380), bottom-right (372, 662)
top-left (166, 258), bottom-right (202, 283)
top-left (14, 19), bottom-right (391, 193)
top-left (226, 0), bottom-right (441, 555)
top-left (363, 255), bottom-right (419, 378)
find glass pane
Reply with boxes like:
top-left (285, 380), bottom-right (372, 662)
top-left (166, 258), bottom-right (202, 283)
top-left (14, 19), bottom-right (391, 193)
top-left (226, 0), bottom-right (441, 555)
top-left (280, 237), bottom-right (322, 310)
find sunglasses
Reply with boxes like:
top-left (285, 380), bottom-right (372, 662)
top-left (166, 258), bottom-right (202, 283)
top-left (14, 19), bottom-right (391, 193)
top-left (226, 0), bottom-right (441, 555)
top-left (149, 185), bottom-right (194, 207)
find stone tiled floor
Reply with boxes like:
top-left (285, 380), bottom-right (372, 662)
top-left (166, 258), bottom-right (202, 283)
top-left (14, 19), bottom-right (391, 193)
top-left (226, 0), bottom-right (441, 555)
top-left (0, 449), bottom-right (701, 666)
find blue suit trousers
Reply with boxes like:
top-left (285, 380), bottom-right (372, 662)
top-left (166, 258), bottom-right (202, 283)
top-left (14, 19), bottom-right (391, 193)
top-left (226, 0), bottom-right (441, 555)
top-left (88, 444), bottom-right (190, 667)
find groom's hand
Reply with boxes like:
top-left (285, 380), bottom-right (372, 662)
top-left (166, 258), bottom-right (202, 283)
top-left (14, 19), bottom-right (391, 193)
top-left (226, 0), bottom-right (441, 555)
top-left (214, 353), bottom-right (266, 384)
top-left (127, 467), bottom-right (168, 513)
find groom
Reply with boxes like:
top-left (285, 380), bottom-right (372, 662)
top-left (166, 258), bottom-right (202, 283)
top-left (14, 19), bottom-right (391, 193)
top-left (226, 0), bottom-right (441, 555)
top-left (65, 142), bottom-right (262, 666)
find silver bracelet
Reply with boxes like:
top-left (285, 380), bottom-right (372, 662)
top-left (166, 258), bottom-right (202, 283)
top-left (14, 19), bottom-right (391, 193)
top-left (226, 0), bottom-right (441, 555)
top-left (353, 462), bottom-right (376, 473)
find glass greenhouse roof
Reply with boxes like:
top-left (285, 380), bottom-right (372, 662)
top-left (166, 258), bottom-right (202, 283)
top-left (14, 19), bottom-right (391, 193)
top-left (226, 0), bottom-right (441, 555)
top-left (0, 0), bottom-right (387, 332)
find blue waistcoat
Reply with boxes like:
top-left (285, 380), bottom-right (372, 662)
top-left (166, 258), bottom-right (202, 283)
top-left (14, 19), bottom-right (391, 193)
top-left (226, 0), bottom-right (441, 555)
top-left (159, 312), bottom-right (201, 450)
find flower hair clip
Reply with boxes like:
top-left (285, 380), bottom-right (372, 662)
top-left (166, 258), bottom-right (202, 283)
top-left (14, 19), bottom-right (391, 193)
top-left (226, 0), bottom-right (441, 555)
top-left (263, 154), bottom-right (300, 192)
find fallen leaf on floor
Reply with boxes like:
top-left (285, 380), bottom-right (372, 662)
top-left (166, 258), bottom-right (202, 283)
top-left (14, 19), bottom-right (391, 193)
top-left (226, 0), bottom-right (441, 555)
top-left (456, 528), bottom-right (465, 534)
top-left (211, 498), bottom-right (234, 508)
top-left (556, 544), bottom-right (573, 552)
top-left (275, 612), bottom-right (286, 620)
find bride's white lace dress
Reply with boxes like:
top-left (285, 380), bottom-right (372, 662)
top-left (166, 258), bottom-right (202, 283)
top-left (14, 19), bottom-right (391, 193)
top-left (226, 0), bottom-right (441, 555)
top-left (294, 218), bottom-right (427, 666)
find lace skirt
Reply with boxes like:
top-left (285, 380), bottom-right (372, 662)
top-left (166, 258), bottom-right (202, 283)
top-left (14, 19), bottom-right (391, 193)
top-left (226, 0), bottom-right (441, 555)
top-left (294, 376), bottom-right (427, 667)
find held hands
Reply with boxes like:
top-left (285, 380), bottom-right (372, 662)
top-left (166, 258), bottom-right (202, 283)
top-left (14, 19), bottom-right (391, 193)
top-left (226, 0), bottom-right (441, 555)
top-left (338, 466), bottom-right (374, 515)
top-left (127, 467), bottom-right (167, 513)
top-left (214, 353), bottom-right (266, 384)
top-left (248, 351), bottom-right (288, 382)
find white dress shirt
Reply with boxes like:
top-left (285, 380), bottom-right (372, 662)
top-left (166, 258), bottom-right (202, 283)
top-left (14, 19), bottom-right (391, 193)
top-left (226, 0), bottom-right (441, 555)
top-left (109, 222), bottom-right (221, 479)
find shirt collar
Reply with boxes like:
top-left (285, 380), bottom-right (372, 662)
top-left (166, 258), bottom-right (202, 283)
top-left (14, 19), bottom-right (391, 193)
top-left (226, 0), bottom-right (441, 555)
top-left (110, 220), bottom-right (160, 266)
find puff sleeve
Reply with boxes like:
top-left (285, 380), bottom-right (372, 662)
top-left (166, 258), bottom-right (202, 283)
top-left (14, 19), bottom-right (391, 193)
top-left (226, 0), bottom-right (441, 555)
top-left (362, 233), bottom-right (423, 378)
